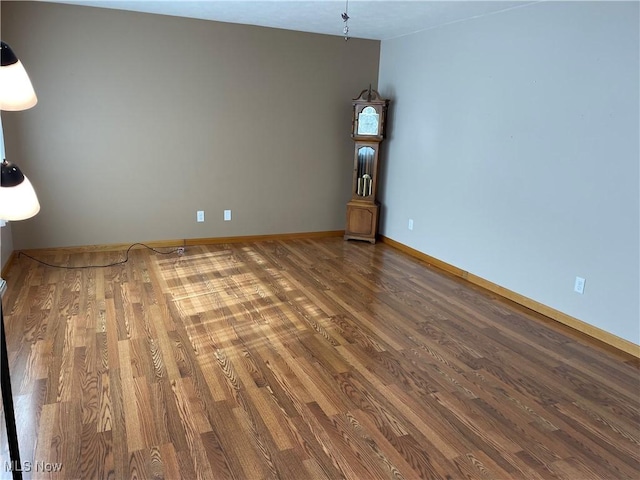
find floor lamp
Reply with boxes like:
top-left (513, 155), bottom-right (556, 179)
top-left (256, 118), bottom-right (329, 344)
top-left (0, 40), bottom-right (39, 480)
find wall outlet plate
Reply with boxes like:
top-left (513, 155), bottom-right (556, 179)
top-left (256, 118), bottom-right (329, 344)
top-left (574, 276), bottom-right (586, 294)
top-left (197, 210), bottom-right (205, 222)
top-left (224, 210), bottom-right (232, 221)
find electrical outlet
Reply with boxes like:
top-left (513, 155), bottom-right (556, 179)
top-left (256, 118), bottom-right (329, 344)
top-left (197, 210), bottom-right (205, 222)
top-left (408, 218), bottom-right (414, 231)
top-left (224, 210), bottom-right (232, 221)
top-left (574, 276), bottom-right (585, 294)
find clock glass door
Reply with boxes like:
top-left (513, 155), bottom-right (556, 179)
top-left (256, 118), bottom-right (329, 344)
top-left (356, 146), bottom-right (375, 197)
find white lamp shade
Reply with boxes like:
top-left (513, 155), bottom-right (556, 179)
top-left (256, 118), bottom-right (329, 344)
top-left (0, 174), bottom-right (40, 220)
top-left (0, 59), bottom-right (37, 111)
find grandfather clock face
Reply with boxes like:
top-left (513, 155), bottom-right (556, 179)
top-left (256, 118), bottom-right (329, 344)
top-left (357, 106), bottom-right (380, 136)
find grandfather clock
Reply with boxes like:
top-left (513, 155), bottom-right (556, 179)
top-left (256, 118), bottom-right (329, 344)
top-left (344, 86), bottom-right (389, 243)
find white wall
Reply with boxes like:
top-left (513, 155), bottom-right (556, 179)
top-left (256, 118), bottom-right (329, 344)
top-left (378, 1), bottom-right (639, 344)
top-left (0, 117), bottom-right (12, 271)
top-left (1, 223), bottom-right (12, 271)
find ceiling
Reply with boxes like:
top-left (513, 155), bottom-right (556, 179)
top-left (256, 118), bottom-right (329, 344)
top-left (42, 0), bottom-right (540, 40)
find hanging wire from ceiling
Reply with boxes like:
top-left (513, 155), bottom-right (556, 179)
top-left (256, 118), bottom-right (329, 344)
top-left (341, 0), bottom-right (350, 41)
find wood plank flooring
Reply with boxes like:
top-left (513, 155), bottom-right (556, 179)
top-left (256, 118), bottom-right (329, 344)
top-left (1, 237), bottom-right (638, 479)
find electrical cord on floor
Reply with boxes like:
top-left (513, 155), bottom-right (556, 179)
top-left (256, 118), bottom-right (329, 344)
top-left (17, 243), bottom-right (183, 269)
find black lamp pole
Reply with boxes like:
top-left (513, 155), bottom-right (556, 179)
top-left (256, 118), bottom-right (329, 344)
top-left (1, 300), bottom-right (22, 479)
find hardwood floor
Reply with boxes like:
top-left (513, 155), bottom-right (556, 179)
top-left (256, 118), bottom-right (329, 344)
top-left (1, 237), bottom-right (638, 479)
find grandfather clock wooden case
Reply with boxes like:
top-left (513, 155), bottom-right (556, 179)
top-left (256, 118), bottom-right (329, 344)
top-left (345, 87), bottom-right (390, 243)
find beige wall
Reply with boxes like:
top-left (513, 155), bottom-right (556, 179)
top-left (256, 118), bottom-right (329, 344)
top-left (1, 1), bottom-right (380, 249)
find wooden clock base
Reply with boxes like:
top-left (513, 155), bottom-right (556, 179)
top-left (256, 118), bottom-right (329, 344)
top-left (344, 201), bottom-right (379, 244)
